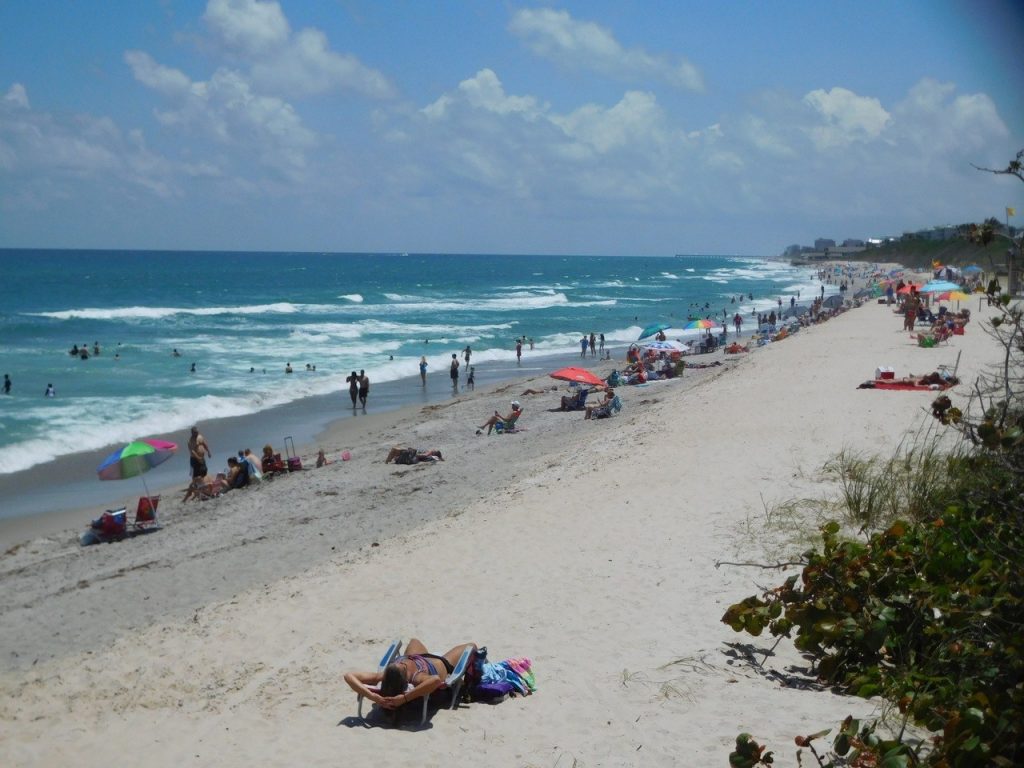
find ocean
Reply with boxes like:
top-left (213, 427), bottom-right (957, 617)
top-left (0, 250), bottom-right (832, 519)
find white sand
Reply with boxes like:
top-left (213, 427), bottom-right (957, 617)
top-left (0, 284), bottom-right (1001, 767)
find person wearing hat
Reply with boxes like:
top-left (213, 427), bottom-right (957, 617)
top-left (477, 400), bottom-right (523, 435)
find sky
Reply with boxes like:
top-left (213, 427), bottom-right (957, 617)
top-left (1, 0), bottom-right (1022, 256)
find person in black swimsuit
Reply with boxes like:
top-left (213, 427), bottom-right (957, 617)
top-left (345, 371), bottom-right (359, 408)
top-left (344, 638), bottom-right (476, 711)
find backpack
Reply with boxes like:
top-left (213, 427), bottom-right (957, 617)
top-left (460, 646), bottom-right (485, 702)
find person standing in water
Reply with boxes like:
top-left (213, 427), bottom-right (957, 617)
top-left (358, 369), bottom-right (370, 409)
top-left (3, 374), bottom-right (10, 395)
top-left (516, 339), bottom-right (523, 364)
top-left (345, 371), bottom-right (359, 408)
top-left (419, 356), bottom-right (428, 385)
top-left (44, 383), bottom-right (55, 397)
top-left (449, 354), bottom-right (460, 390)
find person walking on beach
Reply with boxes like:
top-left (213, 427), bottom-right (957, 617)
top-left (467, 366), bottom-right (475, 390)
top-left (3, 374), bottom-right (10, 395)
top-left (345, 371), bottom-right (359, 408)
top-left (419, 356), bottom-right (428, 385)
top-left (579, 335), bottom-right (588, 358)
top-left (599, 333), bottom-right (605, 355)
top-left (733, 313), bottom-right (743, 335)
top-left (463, 345), bottom-right (472, 368)
top-left (358, 370), bottom-right (370, 409)
top-left (188, 426), bottom-right (211, 481)
top-left (516, 339), bottom-right (523, 364)
top-left (589, 333), bottom-right (596, 357)
top-left (450, 354), bottom-right (460, 390)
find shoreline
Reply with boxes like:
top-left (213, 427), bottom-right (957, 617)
top-left (0, 342), bottom-right (638, 533)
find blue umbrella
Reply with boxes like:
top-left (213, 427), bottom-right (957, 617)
top-left (638, 322), bottom-right (671, 340)
top-left (919, 280), bottom-right (961, 294)
top-left (962, 265), bottom-right (983, 274)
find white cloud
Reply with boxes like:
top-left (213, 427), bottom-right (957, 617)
top-left (802, 87), bottom-right (891, 149)
top-left (203, 0), bottom-right (290, 56)
top-left (892, 78), bottom-right (1007, 153)
top-left (553, 90), bottom-right (666, 154)
top-left (0, 84), bottom-right (180, 202)
top-left (509, 8), bottom-right (703, 91)
top-left (4, 83), bottom-right (29, 109)
top-left (423, 69), bottom-right (544, 121)
top-left (134, 64), bottom-right (317, 177)
top-left (125, 51), bottom-right (194, 97)
top-left (202, 0), bottom-right (394, 98)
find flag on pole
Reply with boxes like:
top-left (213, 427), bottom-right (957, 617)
top-left (1008, 206), bottom-right (1017, 217)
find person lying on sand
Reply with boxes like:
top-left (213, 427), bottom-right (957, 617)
top-left (344, 638), bottom-right (477, 711)
top-left (520, 386), bottom-right (557, 396)
top-left (385, 446), bottom-right (444, 464)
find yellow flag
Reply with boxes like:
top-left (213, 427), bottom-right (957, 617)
top-left (1008, 206), bottom-right (1017, 217)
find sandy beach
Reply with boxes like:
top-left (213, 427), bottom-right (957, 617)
top-left (0, 280), bottom-right (1002, 767)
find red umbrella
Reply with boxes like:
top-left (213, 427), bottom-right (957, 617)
top-left (896, 283), bottom-right (920, 295)
top-left (549, 366), bottom-right (605, 387)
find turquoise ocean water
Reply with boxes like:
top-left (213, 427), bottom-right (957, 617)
top-left (0, 250), bottom-right (832, 516)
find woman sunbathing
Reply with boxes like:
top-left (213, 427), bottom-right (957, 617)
top-left (344, 638), bottom-right (477, 711)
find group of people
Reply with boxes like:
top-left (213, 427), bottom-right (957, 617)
top-left (345, 370), bottom-right (370, 408)
top-left (69, 341), bottom-right (101, 360)
top-left (183, 425), bottom-right (274, 501)
top-left (579, 333), bottom-right (605, 358)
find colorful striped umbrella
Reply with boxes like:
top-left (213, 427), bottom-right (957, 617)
top-left (682, 318), bottom-right (719, 330)
top-left (97, 438), bottom-right (178, 507)
top-left (97, 439), bottom-right (178, 480)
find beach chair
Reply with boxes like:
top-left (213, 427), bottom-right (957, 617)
top-left (356, 638), bottom-right (403, 722)
top-left (133, 495), bottom-right (162, 532)
top-left (493, 409), bottom-right (522, 434)
top-left (592, 395), bottom-right (623, 419)
top-left (356, 641), bottom-right (475, 726)
top-left (561, 388), bottom-right (589, 411)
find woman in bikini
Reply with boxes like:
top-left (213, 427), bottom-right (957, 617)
top-left (344, 638), bottom-right (477, 710)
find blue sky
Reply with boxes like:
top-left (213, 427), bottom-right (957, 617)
top-left (1, 0), bottom-right (1022, 255)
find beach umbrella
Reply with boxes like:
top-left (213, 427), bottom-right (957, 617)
top-left (681, 318), bottom-right (719, 331)
top-left (640, 339), bottom-right (687, 352)
top-left (896, 283), bottom-right (920, 295)
top-left (936, 291), bottom-right (970, 302)
top-left (638, 322), bottom-right (671, 340)
top-left (549, 366), bottom-right (605, 387)
top-left (919, 280), bottom-right (961, 294)
top-left (97, 438), bottom-right (178, 502)
top-left (962, 265), bottom-right (983, 274)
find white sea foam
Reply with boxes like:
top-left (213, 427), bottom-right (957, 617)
top-left (339, 294), bottom-right (364, 303)
top-left (30, 303), bottom-right (328, 321)
top-left (660, 272), bottom-right (680, 279)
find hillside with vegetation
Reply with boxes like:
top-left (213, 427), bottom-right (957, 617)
top-left (846, 238), bottom-right (1010, 273)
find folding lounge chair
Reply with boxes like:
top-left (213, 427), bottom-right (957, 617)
top-left (133, 495), bottom-right (162, 532)
top-left (356, 641), bottom-right (475, 726)
top-left (593, 395), bottom-right (623, 419)
top-left (494, 410), bottom-right (522, 434)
